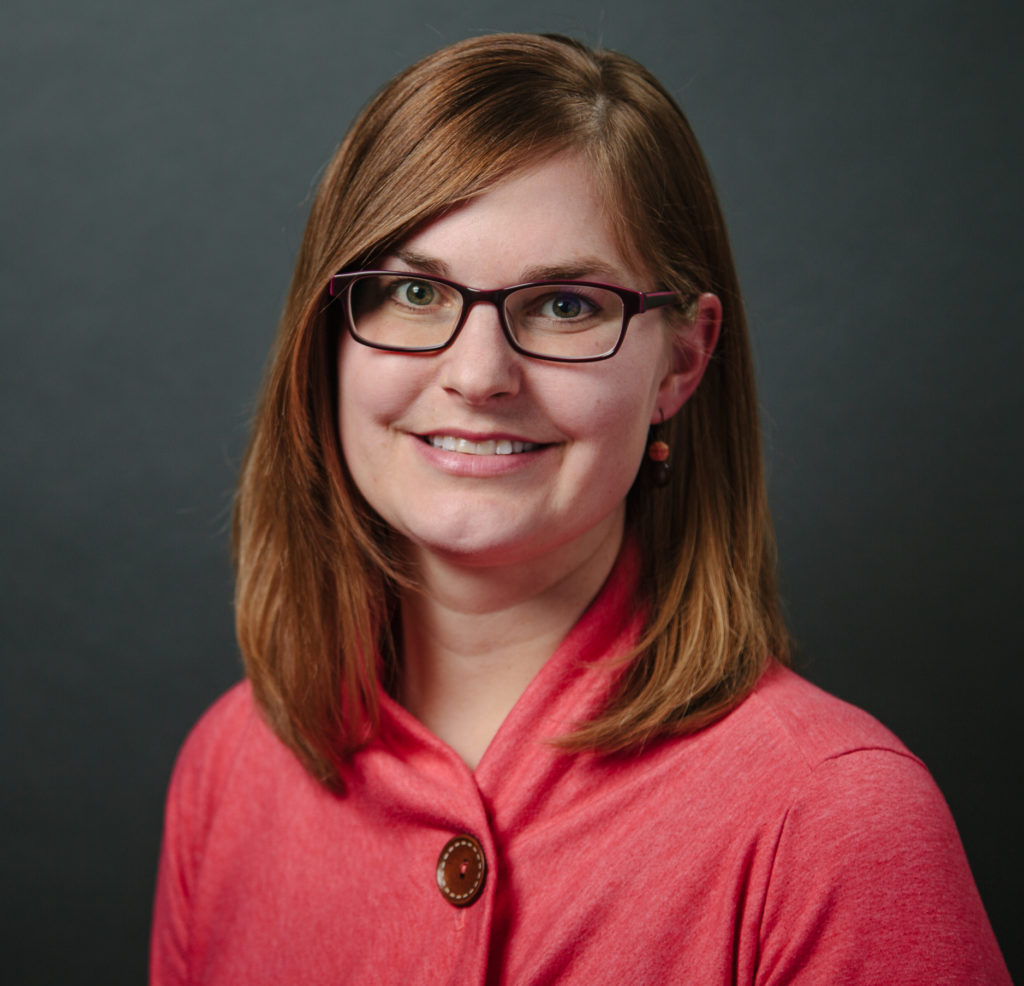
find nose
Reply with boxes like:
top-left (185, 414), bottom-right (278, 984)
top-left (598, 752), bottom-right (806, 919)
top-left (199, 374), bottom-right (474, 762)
top-left (437, 300), bottom-right (522, 403)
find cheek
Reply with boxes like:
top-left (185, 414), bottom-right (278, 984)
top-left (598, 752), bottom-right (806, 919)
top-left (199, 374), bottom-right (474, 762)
top-left (337, 346), bottom-right (423, 434)
top-left (336, 353), bottom-right (402, 491)
top-left (539, 352), bottom-right (664, 448)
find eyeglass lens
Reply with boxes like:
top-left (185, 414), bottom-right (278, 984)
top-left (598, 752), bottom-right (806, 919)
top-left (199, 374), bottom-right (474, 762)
top-left (347, 274), bottom-right (625, 359)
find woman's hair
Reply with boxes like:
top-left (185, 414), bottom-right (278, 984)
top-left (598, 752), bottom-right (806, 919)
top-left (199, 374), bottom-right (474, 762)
top-left (233, 33), bottom-right (789, 789)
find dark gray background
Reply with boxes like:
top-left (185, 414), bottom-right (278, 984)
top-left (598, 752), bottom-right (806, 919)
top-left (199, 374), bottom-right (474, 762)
top-left (3, 0), bottom-right (1021, 982)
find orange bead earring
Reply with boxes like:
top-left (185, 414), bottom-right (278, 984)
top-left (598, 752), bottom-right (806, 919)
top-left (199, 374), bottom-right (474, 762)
top-left (647, 410), bottom-right (671, 487)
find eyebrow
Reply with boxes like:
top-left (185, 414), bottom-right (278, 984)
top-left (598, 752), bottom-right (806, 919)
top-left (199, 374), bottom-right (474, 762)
top-left (387, 249), bottom-right (448, 277)
top-left (385, 249), bottom-right (628, 286)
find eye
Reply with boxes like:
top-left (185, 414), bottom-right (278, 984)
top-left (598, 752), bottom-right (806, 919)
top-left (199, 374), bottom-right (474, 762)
top-left (392, 279), bottom-right (436, 307)
top-left (537, 291), bottom-right (598, 320)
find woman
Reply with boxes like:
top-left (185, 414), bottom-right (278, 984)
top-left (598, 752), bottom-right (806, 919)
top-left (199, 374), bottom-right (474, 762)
top-left (151, 34), bottom-right (1009, 984)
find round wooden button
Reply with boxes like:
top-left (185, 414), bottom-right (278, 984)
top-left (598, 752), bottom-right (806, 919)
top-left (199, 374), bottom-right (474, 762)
top-left (436, 834), bottom-right (486, 907)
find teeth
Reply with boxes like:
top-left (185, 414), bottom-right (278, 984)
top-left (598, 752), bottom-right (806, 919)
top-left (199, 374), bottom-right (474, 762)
top-left (428, 436), bottom-right (538, 455)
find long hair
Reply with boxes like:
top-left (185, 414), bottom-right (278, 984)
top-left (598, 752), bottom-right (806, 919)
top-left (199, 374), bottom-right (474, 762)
top-left (233, 33), bottom-right (788, 789)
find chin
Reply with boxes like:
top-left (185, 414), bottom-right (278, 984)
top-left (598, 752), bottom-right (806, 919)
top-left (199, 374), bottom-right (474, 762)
top-left (405, 508), bottom-right (626, 573)
top-left (409, 529), bottom-right (541, 569)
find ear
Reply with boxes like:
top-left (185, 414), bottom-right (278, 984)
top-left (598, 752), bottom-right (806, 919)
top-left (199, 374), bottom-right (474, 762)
top-left (653, 292), bottom-right (721, 423)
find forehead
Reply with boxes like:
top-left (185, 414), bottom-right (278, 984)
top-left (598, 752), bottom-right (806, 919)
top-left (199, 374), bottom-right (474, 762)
top-left (389, 153), bottom-right (647, 287)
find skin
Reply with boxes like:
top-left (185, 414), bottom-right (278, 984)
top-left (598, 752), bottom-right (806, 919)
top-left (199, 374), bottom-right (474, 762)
top-left (337, 153), bottom-right (720, 767)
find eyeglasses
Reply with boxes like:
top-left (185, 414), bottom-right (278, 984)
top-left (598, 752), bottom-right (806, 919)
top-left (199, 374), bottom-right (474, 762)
top-left (327, 271), bottom-right (688, 363)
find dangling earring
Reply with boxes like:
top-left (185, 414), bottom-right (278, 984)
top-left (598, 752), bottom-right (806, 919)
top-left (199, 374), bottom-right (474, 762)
top-left (647, 410), bottom-right (671, 487)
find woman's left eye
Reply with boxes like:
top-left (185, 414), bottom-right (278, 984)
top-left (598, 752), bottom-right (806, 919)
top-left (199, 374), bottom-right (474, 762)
top-left (537, 292), bottom-right (598, 320)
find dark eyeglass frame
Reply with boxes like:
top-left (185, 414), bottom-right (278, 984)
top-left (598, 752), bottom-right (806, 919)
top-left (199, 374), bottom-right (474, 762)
top-left (327, 270), bottom-right (691, 363)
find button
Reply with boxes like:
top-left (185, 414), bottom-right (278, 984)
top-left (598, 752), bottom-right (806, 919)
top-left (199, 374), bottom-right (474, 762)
top-left (436, 834), bottom-right (486, 907)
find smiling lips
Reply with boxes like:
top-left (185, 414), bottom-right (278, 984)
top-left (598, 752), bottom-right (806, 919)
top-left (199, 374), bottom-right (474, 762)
top-left (426, 435), bottom-right (542, 456)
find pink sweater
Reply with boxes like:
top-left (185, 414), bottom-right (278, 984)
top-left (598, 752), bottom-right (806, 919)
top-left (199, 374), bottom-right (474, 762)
top-left (151, 550), bottom-right (1010, 984)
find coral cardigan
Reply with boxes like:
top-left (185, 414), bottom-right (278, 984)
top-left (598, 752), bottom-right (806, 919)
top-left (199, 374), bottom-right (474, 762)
top-left (151, 548), bottom-right (1010, 984)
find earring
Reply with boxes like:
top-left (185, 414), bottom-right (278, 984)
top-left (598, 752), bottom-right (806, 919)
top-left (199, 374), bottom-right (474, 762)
top-left (647, 411), bottom-right (671, 487)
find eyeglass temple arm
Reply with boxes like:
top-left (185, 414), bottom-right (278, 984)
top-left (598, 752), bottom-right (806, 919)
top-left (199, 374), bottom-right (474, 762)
top-left (640, 290), bottom-right (691, 313)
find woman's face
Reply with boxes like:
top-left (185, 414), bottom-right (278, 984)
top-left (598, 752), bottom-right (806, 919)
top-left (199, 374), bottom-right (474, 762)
top-left (336, 153), bottom-right (714, 572)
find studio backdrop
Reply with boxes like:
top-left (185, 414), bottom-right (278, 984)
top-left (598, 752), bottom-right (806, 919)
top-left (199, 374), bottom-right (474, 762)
top-left (2, 1), bottom-right (1021, 982)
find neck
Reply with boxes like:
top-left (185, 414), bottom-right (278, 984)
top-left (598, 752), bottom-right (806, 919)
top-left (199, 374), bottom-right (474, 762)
top-left (398, 517), bottom-right (624, 769)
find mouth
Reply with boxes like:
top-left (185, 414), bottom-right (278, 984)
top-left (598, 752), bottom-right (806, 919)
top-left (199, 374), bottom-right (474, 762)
top-left (424, 435), bottom-right (543, 456)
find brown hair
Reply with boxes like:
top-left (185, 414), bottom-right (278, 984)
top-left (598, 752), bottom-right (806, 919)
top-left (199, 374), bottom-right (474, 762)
top-left (233, 33), bottom-right (788, 788)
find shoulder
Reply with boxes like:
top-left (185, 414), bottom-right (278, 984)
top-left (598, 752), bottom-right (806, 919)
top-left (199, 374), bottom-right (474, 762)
top-left (152, 683), bottom-right (266, 981)
top-left (181, 679), bottom-right (258, 748)
top-left (733, 665), bottom-right (960, 877)
top-left (745, 662), bottom-right (917, 768)
top-left (172, 682), bottom-right (259, 781)
top-left (663, 663), bottom-right (955, 862)
top-left (719, 667), bottom-right (1011, 983)
top-left (682, 663), bottom-right (928, 818)
top-left (163, 682), bottom-right (283, 835)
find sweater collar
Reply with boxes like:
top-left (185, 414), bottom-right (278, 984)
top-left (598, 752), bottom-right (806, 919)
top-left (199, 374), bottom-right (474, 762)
top-left (367, 539), bottom-right (643, 805)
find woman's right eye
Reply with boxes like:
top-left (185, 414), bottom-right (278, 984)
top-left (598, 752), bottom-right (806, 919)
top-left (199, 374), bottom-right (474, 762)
top-left (390, 279), bottom-right (436, 308)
